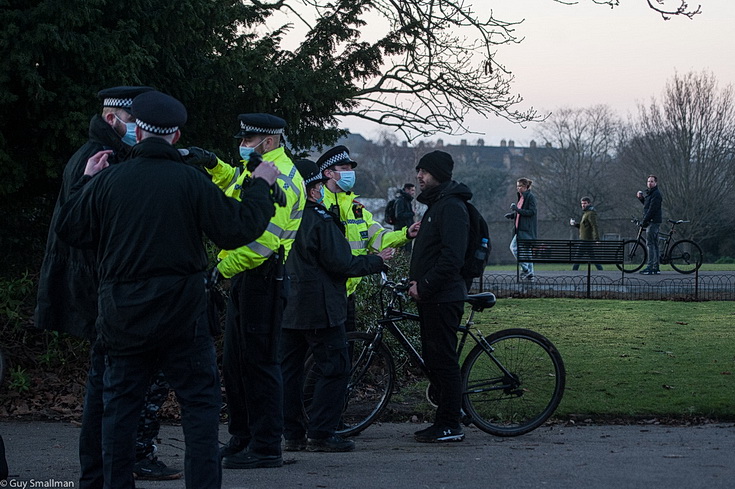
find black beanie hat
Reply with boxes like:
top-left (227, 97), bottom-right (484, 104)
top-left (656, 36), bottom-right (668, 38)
top-left (416, 150), bottom-right (454, 183)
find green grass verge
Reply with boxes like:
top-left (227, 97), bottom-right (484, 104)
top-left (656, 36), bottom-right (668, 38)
top-left (470, 298), bottom-right (735, 421)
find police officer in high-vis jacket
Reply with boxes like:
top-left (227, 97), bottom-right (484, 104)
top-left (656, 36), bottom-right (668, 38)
top-left (206, 114), bottom-right (306, 469)
top-left (315, 146), bottom-right (420, 330)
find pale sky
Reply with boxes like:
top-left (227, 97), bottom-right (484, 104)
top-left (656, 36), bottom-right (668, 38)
top-left (338, 0), bottom-right (735, 146)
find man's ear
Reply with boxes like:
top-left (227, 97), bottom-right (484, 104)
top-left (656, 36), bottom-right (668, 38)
top-left (171, 130), bottom-right (181, 145)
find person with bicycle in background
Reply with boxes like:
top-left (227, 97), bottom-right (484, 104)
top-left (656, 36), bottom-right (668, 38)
top-left (316, 146), bottom-right (420, 333)
top-left (280, 160), bottom-right (393, 453)
top-left (636, 174), bottom-right (663, 275)
top-left (408, 150), bottom-right (471, 443)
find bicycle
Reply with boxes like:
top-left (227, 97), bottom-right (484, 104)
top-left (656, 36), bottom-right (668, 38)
top-left (617, 218), bottom-right (703, 274)
top-left (302, 276), bottom-right (566, 437)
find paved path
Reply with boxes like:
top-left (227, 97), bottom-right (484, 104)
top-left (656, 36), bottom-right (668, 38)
top-left (2, 420), bottom-right (734, 488)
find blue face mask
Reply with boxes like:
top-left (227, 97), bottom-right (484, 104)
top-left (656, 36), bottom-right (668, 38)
top-left (335, 170), bottom-right (356, 192)
top-left (317, 186), bottom-right (325, 204)
top-left (239, 138), bottom-right (267, 163)
top-left (116, 115), bottom-right (138, 146)
top-left (239, 146), bottom-right (255, 162)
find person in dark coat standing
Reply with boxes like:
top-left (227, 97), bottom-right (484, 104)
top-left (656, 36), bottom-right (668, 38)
top-left (393, 183), bottom-right (416, 252)
top-left (280, 160), bottom-right (392, 453)
top-left (408, 151), bottom-right (470, 443)
top-left (34, 86), bottom-right (186, 484)
top-left (637, 174), bottom-right (663, 274)
top-left (506, 177), bottom-right (538, 280)
top-left (55, 90), bottom-right (279, 489)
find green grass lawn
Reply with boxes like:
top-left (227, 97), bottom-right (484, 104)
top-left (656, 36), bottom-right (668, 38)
top-left (469, 298), bottom-right (735, 421)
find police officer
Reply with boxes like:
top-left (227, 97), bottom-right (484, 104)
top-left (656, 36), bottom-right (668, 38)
top-left (205, 114), bottom-right (306, 469)
top-left (316, 146), bottom-right (419, 331)
top-left (55, 90), bottom-right (279, 489)
top-left (281, 160), bottom-right (392, 453)
top-left (34, 85), bottom-right (183, 485)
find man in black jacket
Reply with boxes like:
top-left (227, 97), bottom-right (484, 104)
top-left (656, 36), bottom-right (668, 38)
top-left (55, 91), bottom-right (279, 489)
top-left (281, 160), bottom-right (392, 453)
top-left (637, 174), bottom-right (663, 274)
top-left (408, 150), bottom-right (470, 443)
top-left (34, 86), bottom-right (185, 484)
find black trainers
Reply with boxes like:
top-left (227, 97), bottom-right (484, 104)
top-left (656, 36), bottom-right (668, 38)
top-left (306, 435), bottom-right (355, 452)
top-left (283, 437), bottom-right (307, 452)
top-left (640, 268), bottom-right (660, 275)
top-left (219, 436), bottom-right (248, 459)
top-left (133, 456), bottom-right (183, 480)
top-left (222, 450), bottom-right (283, 469)
top-left (414, 425), bottom-right (465, 443)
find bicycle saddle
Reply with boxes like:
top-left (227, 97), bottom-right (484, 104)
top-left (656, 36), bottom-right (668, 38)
top-left (467, 292), bottom-right (496, 312)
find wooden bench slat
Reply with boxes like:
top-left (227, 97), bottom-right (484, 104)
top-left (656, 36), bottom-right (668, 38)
top-left (516, 239), bottom-right (624, 264)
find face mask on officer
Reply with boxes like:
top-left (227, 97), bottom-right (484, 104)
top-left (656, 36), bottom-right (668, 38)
top-left (333, 170), bottom-right (356, 192)
top-left (115, 114), bottom-right (138, 146)
top-left (239, 137), bottom-right (268, 163)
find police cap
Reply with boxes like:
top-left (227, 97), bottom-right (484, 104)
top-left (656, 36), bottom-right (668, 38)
top-left (97, 86), bottom-right (155, 113)
top-left (234, 113), bottom-right (287, 138)
top-left (131, 91), bottom-right (187, 135)
top-left (316, 145), bottom-right (357, 174)
top-left (294, 159), bottom-right (328, 187)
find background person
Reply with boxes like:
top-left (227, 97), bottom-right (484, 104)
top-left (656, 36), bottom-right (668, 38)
top-left (506, 178), bottom-right (538, 280)
top-left (55, 90), bottom-right (279, 489)
top-left (570, 196), bottom-right (603, 271)
top-left (637, 174), bottom-right (663, 275)
top-left (408, 150), bottom-right (470, 443)
top-left (281, 159), bottom-right (392, 453)
top-left (393, 183), bottom-right (416, 253)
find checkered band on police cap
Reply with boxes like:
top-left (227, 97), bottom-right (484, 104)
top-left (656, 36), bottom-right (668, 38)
top-left (97, 86), bottom-right (155, 110)
top-left (316, 145), bottom-right (357, 173)
top-left (234, 113), bottom-right (287, 138)
top-left (131, 91), bottom-right (187, 136)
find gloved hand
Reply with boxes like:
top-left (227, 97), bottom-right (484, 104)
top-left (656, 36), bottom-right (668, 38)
top-left (180, 147), bottom-right (218, 169)
top-left (504, 212), bottom-right (514, 220)
top-left (269, 184), bottom-right (288, 207)
top-left (510, 203), bottom-right (518, 212)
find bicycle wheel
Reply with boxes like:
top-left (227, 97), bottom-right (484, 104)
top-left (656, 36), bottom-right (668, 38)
top-left (461, 328), bottom-right (565, 437)
top-left (668, 239), bottom-right (703, 274)
top-left (303, 332), bottom-right (395, 437)
top-left (616, 239), bottom-right (647, 273)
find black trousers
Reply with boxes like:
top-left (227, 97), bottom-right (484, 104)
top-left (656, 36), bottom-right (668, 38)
top-left (417, 301), bottom-right (464, 428)
top-left (222, 272), bottom-right (284, 456)
top-left (281, 326), bottom-right (350, 440)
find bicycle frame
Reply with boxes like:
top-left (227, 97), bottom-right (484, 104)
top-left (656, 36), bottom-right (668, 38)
top-left (628, 218), bottom-right (683, 262)
top-left (367, 280), bottom-right (513, 389)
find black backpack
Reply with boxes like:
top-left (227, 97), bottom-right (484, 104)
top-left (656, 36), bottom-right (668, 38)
top-left (384, 198), bottom-right (398, 225)
top-left (461, 202), bottom-right (491, 281)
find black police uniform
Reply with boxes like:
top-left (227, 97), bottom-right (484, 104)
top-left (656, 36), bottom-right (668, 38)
top-left (281, 161), bottom-right (384, 445)
top-left (55, 91), bottom-right (276, 489)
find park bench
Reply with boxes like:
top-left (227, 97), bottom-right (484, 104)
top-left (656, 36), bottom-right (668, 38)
top-left (516, 239), bottom-right (625, 297)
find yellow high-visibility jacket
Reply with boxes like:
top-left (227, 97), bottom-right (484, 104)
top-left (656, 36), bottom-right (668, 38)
top-left (322, 187), bottom-right (410, 295)
top-left (208, 147), bottom-right (305, 278)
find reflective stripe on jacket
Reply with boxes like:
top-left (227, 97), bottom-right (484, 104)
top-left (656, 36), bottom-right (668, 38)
top-left (209, 147), bottom-right (306, 278)
top-left (322, 187), bottom-right (409, 295)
